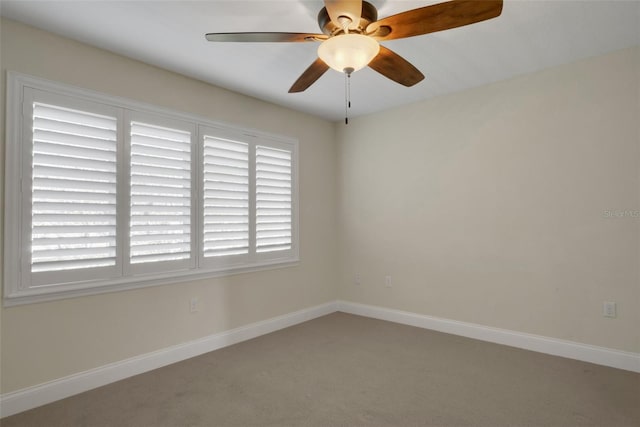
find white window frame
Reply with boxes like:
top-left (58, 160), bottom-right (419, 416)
top-left (21, 88), bottom-right (125, 290)
top-left (254, 140), bottom-right (297, 263)
top-left (4, 72), bottom-right (299, 306)
top-left (199, 125), bottom-right (253, 270)
top-left (198, 126), bottom-right (299, 270)
top-left (124, 111), bottom-right (198, 276)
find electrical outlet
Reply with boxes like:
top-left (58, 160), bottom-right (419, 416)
top-left (355, 273), bottom-right (361, 285)
top-left (385, 275), bottom-right (392, 288)
top-left (190, 297), bottom-right (199, 313)
top-left (603, 301), bottom-right (616, 318)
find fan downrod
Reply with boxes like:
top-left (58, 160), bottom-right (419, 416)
top-left (317, 1), bottom-right (378, 36)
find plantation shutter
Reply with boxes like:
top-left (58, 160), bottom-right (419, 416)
top-left (129, 121), bottom-right (192, 265)
top-left (202, 136), bottom-right (249, 258)
top-left (255, 145), bottom-right (292, 253)
top-left (30, 102), bottom-right (118, 273)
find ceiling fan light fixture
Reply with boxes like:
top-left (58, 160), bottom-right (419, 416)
top-left (317, 34), bottom-right (380, 73)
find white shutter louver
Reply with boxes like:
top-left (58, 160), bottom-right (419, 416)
top-left (130, 122), bottom-right (192, 264)
top-left (256, 145), bottom-right (292, 253)
top-left (31, 103), bottom-right (118, 272)
top-left (203, 136), bottom-right (249, 257)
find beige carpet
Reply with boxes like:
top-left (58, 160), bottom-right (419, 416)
top-left (3, 312), bottom-right (639, 426)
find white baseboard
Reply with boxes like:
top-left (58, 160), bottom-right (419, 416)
top-left (0, 301), bottom-right (338, 418)
top-left (337, 300), bottom-right (640, 374)
top-left (3, 299), bottom-right (638, 418)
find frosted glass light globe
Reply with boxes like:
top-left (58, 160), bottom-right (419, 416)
top-left (317, 34), bottom-right (380, 73)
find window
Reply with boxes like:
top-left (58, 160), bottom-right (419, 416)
top-left (30, 103), bottom-right (119, 273)
top-left (126, 115), bottom-right (197, 274)
top-left (4, 73), bottom-right (298, 305)
top-left (255, 145), bottom-right (293, 255)
top-left (201, 134), bottom-right (250, 261)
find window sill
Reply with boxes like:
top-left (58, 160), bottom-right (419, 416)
top-left (3, 258), bottom-right (299, 307)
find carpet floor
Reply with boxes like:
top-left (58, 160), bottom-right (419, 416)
top-left (2, 312), bottom-right (639, 426)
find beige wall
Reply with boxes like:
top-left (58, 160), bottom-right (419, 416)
top-left (337, 47), bottom-right (640, 353)
top-left (0, 18), bottom-right (339, 394)
top-left (1, 16), bottom-right (639, 398)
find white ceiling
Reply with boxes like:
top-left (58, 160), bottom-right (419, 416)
top-left (2, 1), bottom-right (639, 122)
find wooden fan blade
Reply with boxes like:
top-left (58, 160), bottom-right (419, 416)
top-left (367, 0), bottom-right (503, 41)
top-left (289, 58), bottom-right (330, 93)
top-left (205, 32), bottom-right (327, 43)
top-left (324, 0), bottom-right (363, 28)
top-left (368, 45), bottom-right (425, 87)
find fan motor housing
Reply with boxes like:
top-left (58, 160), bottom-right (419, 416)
top-left (317, 1), bottom-right (378, 36)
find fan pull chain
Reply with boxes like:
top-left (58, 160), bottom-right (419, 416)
top-left (344, 68), bottom-right (353, 125)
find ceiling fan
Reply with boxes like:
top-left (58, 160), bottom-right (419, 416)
top-left (205, 0), bottom-right (503, 93)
